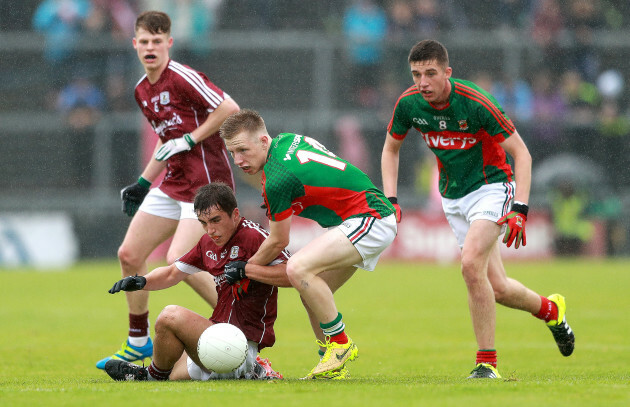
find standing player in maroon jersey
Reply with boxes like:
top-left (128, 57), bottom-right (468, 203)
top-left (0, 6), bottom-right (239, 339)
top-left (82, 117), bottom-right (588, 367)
top-left (381, 40), bottom-right (574, 378)
top-left (96, 11), bottom-right (240, 370)
top-left (103, 183), bottom-right (288, 381)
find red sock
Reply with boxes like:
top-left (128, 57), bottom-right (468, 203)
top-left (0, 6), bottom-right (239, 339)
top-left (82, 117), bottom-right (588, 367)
top-left (330, 331), bottom-right (348, 345)
top-left (129, 311), bottom-right (149, 338)
top-left (148, 361), bottom-right (171, 381)
top-left (533, 296), bottom-right (558, 323)
top-left (476, 350), bottom-right (497, 368)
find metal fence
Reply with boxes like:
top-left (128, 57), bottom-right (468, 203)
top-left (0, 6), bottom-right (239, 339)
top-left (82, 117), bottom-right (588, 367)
top-left (1, 29), bottom-right (629, 257)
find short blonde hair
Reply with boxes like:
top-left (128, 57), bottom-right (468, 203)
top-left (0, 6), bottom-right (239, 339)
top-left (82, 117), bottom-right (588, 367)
top-left (219, 109), bottom-right (266, 141)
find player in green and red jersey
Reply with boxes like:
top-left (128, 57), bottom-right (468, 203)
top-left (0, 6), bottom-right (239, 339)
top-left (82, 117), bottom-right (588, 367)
top-left (219, 109), bottom-right (397, 379)
top-left (381, 40), bottom-right (574, 379)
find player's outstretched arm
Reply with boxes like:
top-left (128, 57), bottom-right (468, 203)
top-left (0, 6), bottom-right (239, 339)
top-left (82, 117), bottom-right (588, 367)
top-left (108, 264), bottom-right (187, 293)
top-left (225, 261), bottom-right (291, 287)
top-left (108, 275), bottom-right (146, 293)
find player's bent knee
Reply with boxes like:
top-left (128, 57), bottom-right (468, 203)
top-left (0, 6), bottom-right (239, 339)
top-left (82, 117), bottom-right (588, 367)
top-left (492, 283), bottom-right (510, 303)
top-left (460, 259), bottom-right (485, 286)
top-left (285, 257), bottom-right (310, 286)
top-left (117, 244), bottom-right (145, 271)
top-left (155, 305), bottom-right (183, 331)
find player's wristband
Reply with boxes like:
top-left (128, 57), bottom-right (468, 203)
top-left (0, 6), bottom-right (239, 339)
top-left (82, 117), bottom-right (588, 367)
top-left (387, 197), bottom-right (398, 204)
top-left (137, 176), bottom-right (152, 189)
top-left (183, 133), bottom-right (196, 148)
top-left (511, 201), bottom-right (529, 217)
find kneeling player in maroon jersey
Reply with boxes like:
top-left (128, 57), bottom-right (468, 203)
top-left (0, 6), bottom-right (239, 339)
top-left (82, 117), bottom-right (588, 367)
top-left (104, 183), bottom-right (288, 381)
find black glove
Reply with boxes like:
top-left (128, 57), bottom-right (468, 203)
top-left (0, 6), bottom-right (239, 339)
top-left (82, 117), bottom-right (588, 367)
top-left (109, 275), bottom-right (147, 294)
top-left (388, 197), bottom-right (402, 223)
top-left (224, 261), bottom-right (247, 285)
top-left (121, 177), bottom-right (150, 217)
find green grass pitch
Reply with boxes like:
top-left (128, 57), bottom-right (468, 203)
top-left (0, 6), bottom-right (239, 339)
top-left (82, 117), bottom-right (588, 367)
top-left (1, 258), bottom-right (628, 406)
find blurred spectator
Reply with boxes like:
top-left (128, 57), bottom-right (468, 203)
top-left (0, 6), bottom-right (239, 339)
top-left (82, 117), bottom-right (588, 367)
top-left (148, 0), bottom-right (222, 54)
top-left (56, 73), bottom-right (105, 186)
top-left (492, 74), bottom-right (533, 123)
top-left (343, 0), bottom-right (387, 107)
top-left (565, 0), bottom-right (604, 82)
top-left (597, 100), bottom-right (630, 189)
top-left (334, 115), bottom-right (370, 176)
top-left (550, 180), bottom-right (594, 256)
top-left (470, 70), bottom-right (493, 93)
top-left (600, 0), bottom-right (625, 30)
top-left (376, 75), bottom-right (406, 124)
top-left (387, 0), bottom-right (415, 42)
top-left (495, 0), bottom-right (534, 30)
top-left (85, 0), bottom-right (138, 41)
top-left (105, 68), bottom-right (134, 112)
top-left (559, 69), bottom-right (600, 125)
top-left (529, 0), bottom-right (565, 72)
top-left (529, 69), bottom-right (567, 159)
top-left (412, 0), bottom-right (443, 37)
top-left (599, 100), bottom-right (630, 138)
top-left (56, 74), bottom-right (105, 130)
top-left (471, 70), bottom-right (532, 124)
top-left (32, 0), bottom-right (92, 63)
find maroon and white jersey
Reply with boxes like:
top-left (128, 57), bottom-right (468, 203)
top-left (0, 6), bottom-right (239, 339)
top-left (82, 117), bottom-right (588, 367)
top-left (174, 218), bottom-right (289, 350)
top-left (134, 59), bottom-right (235, 202)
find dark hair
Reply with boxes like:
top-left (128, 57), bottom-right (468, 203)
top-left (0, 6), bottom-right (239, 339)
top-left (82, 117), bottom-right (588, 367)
top-left (219, 109), bottom-right (266, 141)
top-left (194, 182), bottom-right (237, 217)
top-left (135, 11), bottom-right (171, 35)
top-left (408, 39), bottom-right (449, 68)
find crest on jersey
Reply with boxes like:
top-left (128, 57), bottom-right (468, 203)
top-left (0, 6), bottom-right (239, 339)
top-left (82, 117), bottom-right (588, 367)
top-left (458, 120), bottom-right (468, 130)
top-left (160, 91), bottom-right (170, 105)
top-left (230, 246), bottom-right (240, 259)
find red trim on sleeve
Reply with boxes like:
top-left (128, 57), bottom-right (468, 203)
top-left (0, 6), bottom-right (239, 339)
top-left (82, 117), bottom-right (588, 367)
top-left (454, 82), bottom-right (515, 135)
top-left (387, 85), bottom-right (419, 139)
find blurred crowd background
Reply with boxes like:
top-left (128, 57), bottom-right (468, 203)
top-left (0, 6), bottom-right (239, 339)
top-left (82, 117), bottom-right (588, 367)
top-left (1, 0), bottom-right (629, 260)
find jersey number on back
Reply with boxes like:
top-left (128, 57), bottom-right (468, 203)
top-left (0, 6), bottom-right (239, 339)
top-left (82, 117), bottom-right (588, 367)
top-left (296, 137), bottom-right (347, 171)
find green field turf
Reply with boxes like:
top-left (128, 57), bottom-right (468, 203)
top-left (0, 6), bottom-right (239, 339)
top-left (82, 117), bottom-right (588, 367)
top-left (1, 258), bottom-right (628, 406)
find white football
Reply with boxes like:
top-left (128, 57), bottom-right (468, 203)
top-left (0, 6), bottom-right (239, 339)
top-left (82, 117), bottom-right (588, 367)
top-left (197, 323), bottom-right (248, 373)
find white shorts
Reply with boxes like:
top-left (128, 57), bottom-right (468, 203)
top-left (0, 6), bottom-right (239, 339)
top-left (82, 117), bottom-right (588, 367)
top-left (187, 340), bottom-right (259, 380)
top-left (138, 188), bottom-right (197, 220)
top-left (442, 182), bottom-right (515, 248)
top-left (335, 214), bottom-right (397, 271)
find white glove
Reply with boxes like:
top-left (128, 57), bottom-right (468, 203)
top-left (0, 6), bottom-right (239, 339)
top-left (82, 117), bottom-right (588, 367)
top-left (155, 133), bottom-right (196, 161)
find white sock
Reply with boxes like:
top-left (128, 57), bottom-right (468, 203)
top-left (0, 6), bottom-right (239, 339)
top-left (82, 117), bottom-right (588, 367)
top-left (128, 336), bottom-right (149, 347)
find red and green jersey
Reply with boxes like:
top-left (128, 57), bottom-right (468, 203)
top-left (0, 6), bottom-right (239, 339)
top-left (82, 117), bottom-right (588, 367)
top-left (388, 78), bottom-right (516, 199)
top-left (262, 133), bottom-right (394, 228)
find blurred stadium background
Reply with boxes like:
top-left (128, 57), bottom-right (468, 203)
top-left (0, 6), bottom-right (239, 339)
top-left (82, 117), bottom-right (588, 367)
top-left (1, 0), bottom-right (629, 267)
